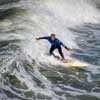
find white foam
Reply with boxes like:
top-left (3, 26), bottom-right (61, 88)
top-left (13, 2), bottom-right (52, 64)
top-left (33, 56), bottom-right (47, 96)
top-left (18, 0), bottom-right (100, 62)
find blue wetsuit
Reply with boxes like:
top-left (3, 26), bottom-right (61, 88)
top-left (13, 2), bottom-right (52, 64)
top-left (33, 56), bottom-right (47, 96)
top-left (42, 36), bottom-right (64, 46)
top-left (42, 36), bottom-right (65, 59)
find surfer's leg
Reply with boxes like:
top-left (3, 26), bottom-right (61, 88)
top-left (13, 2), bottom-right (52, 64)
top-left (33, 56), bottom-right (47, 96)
top-left (57, 45), bottom-right (64, 59)
top-left (49, 45), bottom-right (56, 56)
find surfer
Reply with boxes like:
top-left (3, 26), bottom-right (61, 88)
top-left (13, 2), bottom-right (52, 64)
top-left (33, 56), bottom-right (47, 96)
top-left (36, 34), bottom-right (71, 60)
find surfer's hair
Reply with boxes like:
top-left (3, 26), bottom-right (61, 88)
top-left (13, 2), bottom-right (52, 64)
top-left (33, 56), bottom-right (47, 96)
top-left (51, 33), bottom-right (55, 37)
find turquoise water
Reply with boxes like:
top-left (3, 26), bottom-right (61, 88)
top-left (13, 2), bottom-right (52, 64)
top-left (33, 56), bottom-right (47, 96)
top-left (0, 0), bottom-right (100, 100)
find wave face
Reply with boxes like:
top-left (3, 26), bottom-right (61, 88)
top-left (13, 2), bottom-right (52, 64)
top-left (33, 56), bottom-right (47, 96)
top-left (0, 0), bottom-right (100, 100)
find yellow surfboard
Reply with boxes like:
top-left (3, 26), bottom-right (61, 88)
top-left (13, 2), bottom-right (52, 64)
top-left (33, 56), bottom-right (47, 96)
top-left (62, 57), bottom-right (88, 68)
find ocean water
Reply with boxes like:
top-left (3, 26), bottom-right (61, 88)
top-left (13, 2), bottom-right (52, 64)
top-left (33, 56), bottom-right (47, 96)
top-left (0, 0), bottom-right (100, 100)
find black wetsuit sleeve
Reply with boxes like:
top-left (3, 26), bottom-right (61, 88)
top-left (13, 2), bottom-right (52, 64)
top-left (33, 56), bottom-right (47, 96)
top-left (39, 36), bottom-right (49, 40)
top-left (62, 44), bottom-right (69, 49)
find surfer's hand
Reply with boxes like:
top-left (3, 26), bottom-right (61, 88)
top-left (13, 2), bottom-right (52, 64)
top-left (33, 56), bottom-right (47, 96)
top-left (63, 45), bottom-right (71, 51)
top-left (36, 38), bottom-right (40, 40)
top-left (66, 48), bottom-right (71, 51)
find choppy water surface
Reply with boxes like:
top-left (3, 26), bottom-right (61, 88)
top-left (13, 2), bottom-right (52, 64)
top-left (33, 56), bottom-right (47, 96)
top-left (0, 0), bottom-right (100, 100)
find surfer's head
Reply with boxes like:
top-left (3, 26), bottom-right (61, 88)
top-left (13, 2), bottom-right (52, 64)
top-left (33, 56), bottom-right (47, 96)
top-left (51, 33), bottom-right (55, 40)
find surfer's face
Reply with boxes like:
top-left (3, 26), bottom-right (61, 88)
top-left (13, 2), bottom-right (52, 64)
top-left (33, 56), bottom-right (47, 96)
top-left (51, 35), bottom-right (55, 40)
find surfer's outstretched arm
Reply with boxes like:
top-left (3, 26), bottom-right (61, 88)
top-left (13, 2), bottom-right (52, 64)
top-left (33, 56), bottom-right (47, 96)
top-left (62, 44), bottom-right (71, 51)
top-left (36, 37), bottom-right (44, 40)
top-left (36, 36), bottom-right (49, 40)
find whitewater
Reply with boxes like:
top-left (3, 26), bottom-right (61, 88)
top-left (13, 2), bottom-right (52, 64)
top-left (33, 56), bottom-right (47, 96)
top-left (0, 0), bottom-right (100, 100)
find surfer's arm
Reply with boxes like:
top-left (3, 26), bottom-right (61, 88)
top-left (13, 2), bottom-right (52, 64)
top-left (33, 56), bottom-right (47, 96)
top-left (36, 37), bottom-right (44, 40)
top-left (36, 36), bottom-right (49, 40)
top-left (57, 39), bottom-right (71, 51)
top-left (62, 44), bottom-right (71, 51)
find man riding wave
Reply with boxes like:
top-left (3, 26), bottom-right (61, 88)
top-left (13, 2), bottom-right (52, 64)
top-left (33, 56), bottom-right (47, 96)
top-left (36, 34), bottom-right (71, 60)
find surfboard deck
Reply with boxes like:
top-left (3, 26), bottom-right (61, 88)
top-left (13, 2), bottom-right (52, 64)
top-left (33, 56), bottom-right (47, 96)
top-left (62, 58), bottom-right (88, 68)
top-left (44, 53), bottom-right (88, 68)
